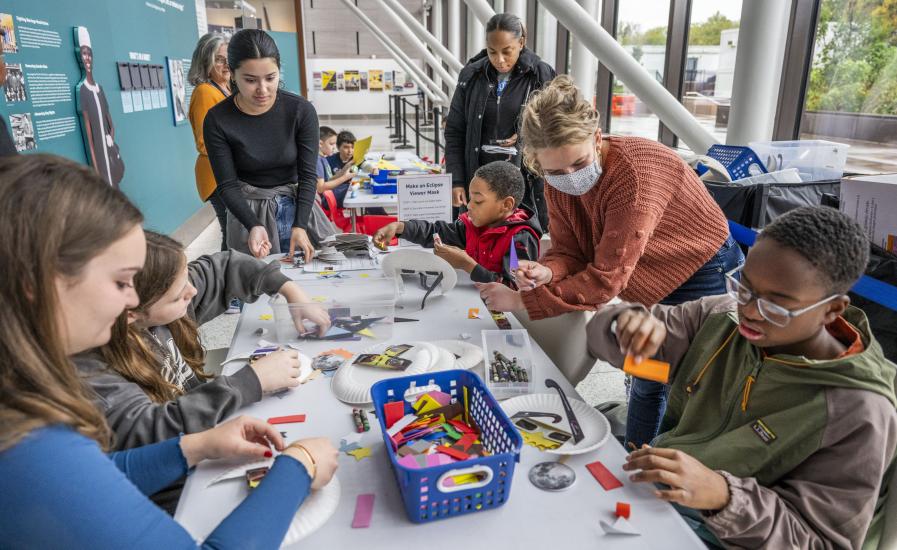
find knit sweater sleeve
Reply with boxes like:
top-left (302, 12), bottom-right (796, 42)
top-left (537, 189), bottom-right (589, 282)
top-left (522, 162), bottom-right (675, 320)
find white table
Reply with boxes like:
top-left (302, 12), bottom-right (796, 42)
top-left (342, 188), bottom-right (398, 232)
top-left (174, 265), bottom-right (703, 549)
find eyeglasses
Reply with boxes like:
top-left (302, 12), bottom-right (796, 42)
top-left (725, 267), bottom-right (840, 328)
top-left (214, 56), bottom-right (227, 66)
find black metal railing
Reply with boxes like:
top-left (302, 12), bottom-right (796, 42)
top-left (387, 92), bottom-right (444, 164)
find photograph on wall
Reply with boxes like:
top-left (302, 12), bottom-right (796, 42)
top-left (394, 71), bottom-right (405, 88)
top-left (167, 57), bottom-right (188, 125)
top-left (9, 113), bottom-right (35, 152)
top-left (368, 69), bottom-right (383, 91)
top-left (74, 26), bottom-right (125, 188)
top-left (384, 70), bottom-right (393, 91)
top-left (344, 70), bottom-right (360, 92)
top-left (322, 70), bottom-right (336, 91)
top-left (313, 71), bottom-right (322, 90)
top-left (0, 14), bottom-right (17, 54)
top-left (337, 72), bottom-right (344, 90)
top-left (360, 71), bottom-right (368, 90)
top-left (4, 63), bottom-right (27, 103)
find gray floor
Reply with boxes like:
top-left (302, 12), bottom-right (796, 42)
top-left (186, 208), bottom-right (627, 407)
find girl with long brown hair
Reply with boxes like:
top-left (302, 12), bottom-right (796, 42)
top-left (76, 230), bottom-right (331, 450)
top-left (0, 154), bottom-right (337, 548)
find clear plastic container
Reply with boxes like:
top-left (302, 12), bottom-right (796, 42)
top-left (268, 277), bottom-right (397, 343)
top-left (748, 140), bottom-right (849, 182)
top-left (482, 329), bottom-right (534, 400)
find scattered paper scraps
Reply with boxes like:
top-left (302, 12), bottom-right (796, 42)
top-left (246, 466), bottom-right (269, 489)
top-left (616, 502), bottom-right (631, 519)
top-left (258, 314), bottom-right (273, 321)
top-left (352, 494), bottom-right (375, 528)
top-left (586, 461), bottom-right (624, 491)
top-left (268, 414), bottom-right (306, 425)
top-left (340, 439), bottom-right (362, 454)
top-left (623, 355), bottom-right (670, 384)
top-left (468, 308), bottom-right (480, 319)
top-left (347, 446), bottom-right (372, 461)
top-left (599, 517), bottom-right (640, 536)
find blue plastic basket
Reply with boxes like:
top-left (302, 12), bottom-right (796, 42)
top-left (371, 169), bottom-right (403, 183)
top-left (370, 370), bottom-right (523, 523)
top-left (371, 182), bottom-right (397, 194)
top-left (705, 144), bottom-right (768, 180)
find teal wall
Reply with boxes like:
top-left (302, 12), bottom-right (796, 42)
top-left (1, 3), bottom-right (303, 234)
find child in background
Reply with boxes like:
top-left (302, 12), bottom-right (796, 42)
top-left (325, 130), bottom-right (357, 209)
top-left (374, 161), bottom-right (542, 286)
top-left (316, 125), bottom-right (354, 196)
top-left (586, 206), bottom-right (897, 549)
top-left (76, 231), bottom-right (332, 451)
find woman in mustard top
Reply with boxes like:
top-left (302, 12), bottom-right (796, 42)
top-left (188, 33), bottom-right (231, 251)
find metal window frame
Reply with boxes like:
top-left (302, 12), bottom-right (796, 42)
top-left (658, 0), bottom-right (691, 147)
top-left (594, 0), bottom-right (616, 132)
top-left (773, 0), bottom-right (821, 140)
top-left (555, 21), bottom-right (569, 73)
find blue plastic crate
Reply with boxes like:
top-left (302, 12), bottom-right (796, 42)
top-left (371, 182), bottom-right (397, 194)
top-left (371, 370), bottom-right (523, 523)
top-left (372, 169), bottom-right (403, 183)
top-left (705, 144), bottom-right (768, 180)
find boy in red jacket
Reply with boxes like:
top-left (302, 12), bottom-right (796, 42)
top-left (374, 161), bottom-right (542, 287)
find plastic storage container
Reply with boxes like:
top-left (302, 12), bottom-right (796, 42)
top-left (268, 277), bottom-right (397, 343)
top-left (371, 370), bottom-right (523, 523)
top-left (481, 329), bottom-right (535, 400)
top-left (749, 140), bottom-right (849, 182)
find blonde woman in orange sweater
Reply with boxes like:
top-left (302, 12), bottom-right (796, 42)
top-left (478, 75), bottom-right (743, 448)
top-left (188, 33), bottom-right (231, 251)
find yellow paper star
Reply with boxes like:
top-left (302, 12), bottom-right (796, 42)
top-left (258, 314), bottom-right (273, 320)
top-left (357, 328), bottom-right (376, 338)
top-left (347, 446), bottom-right (372, 461)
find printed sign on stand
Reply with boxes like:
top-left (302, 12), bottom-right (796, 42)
top-left (397, 173), bottom-right (452, 247)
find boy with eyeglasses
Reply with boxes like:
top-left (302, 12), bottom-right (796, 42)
top-left (586, 206), bottom-right (896, 549)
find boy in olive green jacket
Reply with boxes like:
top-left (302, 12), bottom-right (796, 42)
top-left (587, 206), bottom-right (897, 549)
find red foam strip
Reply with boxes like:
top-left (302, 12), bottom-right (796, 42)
top-left (267, 414), bottom-right (306, 425)
top-left (586, 461), bottom-right (623, 491)
top-left (454, 433), bottom-right (477, 451)
top-left (383, 401), bottom-right (405, 429)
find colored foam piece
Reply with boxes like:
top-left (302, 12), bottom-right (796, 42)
top-left (340, 440), bottom-right (362, 454)
top-left (454, 433), bottom-right (477, 452)
top-left (442, 423), bottom-right (462, 440)
top-left (357, 328), bottom-right (376, 338)
top-left (623, 355), bottom-right (671, 384)
top-left (351, 494), bottom-right (375, 528)
top-left (586, 461), bottom-right (624, 491)
top-left (409, 440), bottom-right (432, 454)
top-left (436, 445), bottom-right (470, 461)
top-left (425, 391), bottom-right (452, 406)
top-left (347, 447), bottom-right (372, 461)
top-left (383, 401), bottom-right (405, 429)
top-left (413, 394), bottom-right (443, 414)
top-left (398, 454), bottom-right (421, 469)
top-left (448, 419), bottom-right (474, 435)
top-left (387, 414), bottom-right (418, 437)
top-left (258, 314), bottom-right (273, 320)
top-left (468, 308), bottom-right (480, 319)
top-left (267, 414), bottom-right (306, 425)
top-left (616, 502), bottom-right (631, 519)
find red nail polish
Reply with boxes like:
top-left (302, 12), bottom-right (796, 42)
top-left (264, 450), bottom-right (273, 458)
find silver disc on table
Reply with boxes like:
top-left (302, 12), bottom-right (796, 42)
top-left (528, 461), bottom-right (576, 491)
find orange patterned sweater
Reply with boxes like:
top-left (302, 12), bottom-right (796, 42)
top-left (521, 136), bottom-right (729, 320)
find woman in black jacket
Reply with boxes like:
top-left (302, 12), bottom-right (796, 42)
top-left (444, 13), bottom-right (556, 228)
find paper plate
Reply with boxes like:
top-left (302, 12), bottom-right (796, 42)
top-left (281, 474), bottom-right (341, 546)
top-left (501, 393), bottom-right (611, 455)
top-left (380, 249), bottom-right (458, 294)
top-left (433, 340), bottom-right (484, 370)
top-left (331, 342), bottom-right (439, 405)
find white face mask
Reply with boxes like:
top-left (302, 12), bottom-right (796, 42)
top-left (543, 158), bottom-right (602, 196)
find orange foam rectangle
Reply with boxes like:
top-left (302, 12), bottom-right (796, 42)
top-left (623, 355), bottom-right (670, 384)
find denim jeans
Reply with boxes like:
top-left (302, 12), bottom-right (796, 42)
top-left (624, 236), bottom-right (745, 448)
top-left (274, 195), bottom-right (297, 254)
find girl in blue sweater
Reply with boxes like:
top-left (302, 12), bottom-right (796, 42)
top-left (0, 154), bottom-right (338, 549)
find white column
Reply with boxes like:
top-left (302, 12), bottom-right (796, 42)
top-left (570, 0), bottom-right (597, 100)
top-left (539, 0), bottom-right (717, 153)
top-left (448, 0), bottom-right (461, 61)
top-left (494, 0), bottom-right (505, 13)
top-left (338, 0), bottom-right (449, 104)
top-left (505, 0), bottom-right (527, 20)
top-left (375, 0), bottom-right (457, 88)
top-left (432, 0), bottom-right (444, 92)
top-left (726, 0), bottom-right (790, 145)
top-left (381, 0), bottom-right (463, 74)
top-left (464, 0), bottom-right (496, 25)
top-left (536, 3), bottom-right (557, 65)
top-left (467, 7), bottom-right (485, 58)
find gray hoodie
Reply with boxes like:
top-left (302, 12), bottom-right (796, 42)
top-left (75, 251), bottom-right (290, 451)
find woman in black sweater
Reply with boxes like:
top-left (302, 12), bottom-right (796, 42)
top-left (204, 29), bottom-right (319, 260)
